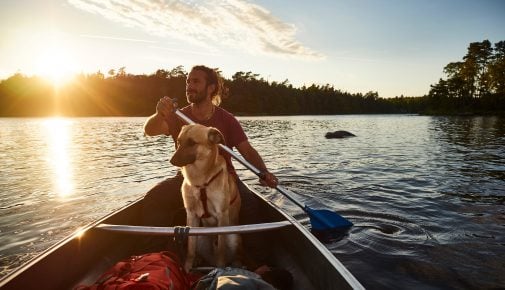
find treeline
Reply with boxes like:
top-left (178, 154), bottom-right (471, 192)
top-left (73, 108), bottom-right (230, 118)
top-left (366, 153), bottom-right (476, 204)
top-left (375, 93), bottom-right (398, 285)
top-left (224, 72), bottom-right (419, 115)
top-left (0, 40), bottom-right (503, 117)
top-left (0, 67), bottom-right (418, 117)
top-left (426, 40), bottom-right (505, 114)
top-left (0, 68), bottom-right (187, 117)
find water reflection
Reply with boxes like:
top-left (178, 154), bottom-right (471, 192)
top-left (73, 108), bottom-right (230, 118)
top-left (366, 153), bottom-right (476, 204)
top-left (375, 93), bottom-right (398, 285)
top-left (428, 116), bottom-right (505, 198)
top-left (43, 118), bottom-right (74, 197)
top-left (2, 116), bottom-right (504, 288)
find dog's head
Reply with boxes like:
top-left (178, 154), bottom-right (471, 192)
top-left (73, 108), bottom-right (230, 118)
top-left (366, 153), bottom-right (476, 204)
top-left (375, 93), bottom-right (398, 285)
top-left (170, 124), bottom-right (225, 167)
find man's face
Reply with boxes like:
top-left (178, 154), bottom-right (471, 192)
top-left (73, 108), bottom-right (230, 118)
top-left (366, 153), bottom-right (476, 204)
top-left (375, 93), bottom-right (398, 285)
top-left (186, 69), bottom-right (210, 104)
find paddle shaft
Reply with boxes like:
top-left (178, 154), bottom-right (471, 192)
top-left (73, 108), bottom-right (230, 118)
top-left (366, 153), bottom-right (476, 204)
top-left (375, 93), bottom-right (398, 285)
top-left (175, 109), bottom-right (354, 230)
top-left (175, 109), bottom-right (307, 210)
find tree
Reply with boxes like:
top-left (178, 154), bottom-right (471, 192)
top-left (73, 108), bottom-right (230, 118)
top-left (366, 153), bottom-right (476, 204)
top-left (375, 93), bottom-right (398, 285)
top-left (169, 65), bottom-right (187, 78)
top-left (463, 40), bottom-right (492, 98)
top-left (117, 67), bottom-right (127, 78)
top-left (154, 69), bottom-right (169, 79)
top-left (427, 39), bottom-right (505, 114)
top-left (488, 41), bottom-right (505, 96)
top-left (443, 62), bottom-right (466, 98)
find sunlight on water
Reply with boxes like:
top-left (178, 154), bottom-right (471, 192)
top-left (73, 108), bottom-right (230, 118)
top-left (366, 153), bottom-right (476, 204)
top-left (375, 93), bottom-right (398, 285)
top-left (43, 118), bottom-right (74, 197)
top-left (1, 116), bottom-right (504, 289)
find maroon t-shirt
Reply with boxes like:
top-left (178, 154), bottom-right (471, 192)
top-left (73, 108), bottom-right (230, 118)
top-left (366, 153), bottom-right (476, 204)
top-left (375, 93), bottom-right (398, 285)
top-left (166, 106), bottom-right (248, 174)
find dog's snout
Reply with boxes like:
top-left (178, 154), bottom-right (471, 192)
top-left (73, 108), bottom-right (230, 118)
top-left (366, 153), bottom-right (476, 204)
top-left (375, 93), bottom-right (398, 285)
top-left (170, 146), bottom-right (196, 167)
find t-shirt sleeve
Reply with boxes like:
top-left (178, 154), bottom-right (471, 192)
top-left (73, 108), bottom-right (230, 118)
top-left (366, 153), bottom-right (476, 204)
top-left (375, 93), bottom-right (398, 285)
top-left (226, 114), bottom-right (248, 148)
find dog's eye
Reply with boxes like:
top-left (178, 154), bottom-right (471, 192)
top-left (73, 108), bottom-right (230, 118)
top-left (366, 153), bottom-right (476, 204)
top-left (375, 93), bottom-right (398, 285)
top-left (185, 138), bottom-right (196, 147)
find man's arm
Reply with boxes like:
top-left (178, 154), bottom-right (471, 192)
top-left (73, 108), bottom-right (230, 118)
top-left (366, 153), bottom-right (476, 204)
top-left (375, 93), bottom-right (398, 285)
top-left (144, 113), bottom-right (169, 136)
top-left (143, 96), bottom-right (174, 136)
top-left (236, 140), bottom-right (278, 188)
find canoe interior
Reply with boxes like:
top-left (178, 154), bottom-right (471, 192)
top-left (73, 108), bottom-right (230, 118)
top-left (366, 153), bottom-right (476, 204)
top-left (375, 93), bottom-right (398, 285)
top-left (0, 186), bottom-right (360, 290)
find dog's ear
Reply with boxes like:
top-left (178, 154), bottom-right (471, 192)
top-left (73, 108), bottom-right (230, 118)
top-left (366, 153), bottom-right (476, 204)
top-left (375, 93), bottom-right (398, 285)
top-left (208, 128), bottom-right (225, 145)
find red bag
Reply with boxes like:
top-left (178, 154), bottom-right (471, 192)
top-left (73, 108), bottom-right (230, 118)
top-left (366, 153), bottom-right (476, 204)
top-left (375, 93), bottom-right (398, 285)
top-left (77, 251), bottom-right (190, 290)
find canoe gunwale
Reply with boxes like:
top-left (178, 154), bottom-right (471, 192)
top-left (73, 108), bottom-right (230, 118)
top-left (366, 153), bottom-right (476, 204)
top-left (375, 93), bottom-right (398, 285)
top-left (96, 220), bottom-right (292, 236)
top-left (241, 183), bottom-right (365, 290)
top-left (0, 182), bottom-right (365, 290)
top-left (0, 198), bottom-right (144, 288)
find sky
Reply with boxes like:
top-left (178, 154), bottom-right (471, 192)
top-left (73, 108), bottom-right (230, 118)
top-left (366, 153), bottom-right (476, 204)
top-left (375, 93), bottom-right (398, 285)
top-left (1, 0), bottom-right (504, 98)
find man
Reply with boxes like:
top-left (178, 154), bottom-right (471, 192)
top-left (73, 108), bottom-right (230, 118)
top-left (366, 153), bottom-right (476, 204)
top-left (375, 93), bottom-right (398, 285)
top-left (142, 65), bottom-right (278, 229)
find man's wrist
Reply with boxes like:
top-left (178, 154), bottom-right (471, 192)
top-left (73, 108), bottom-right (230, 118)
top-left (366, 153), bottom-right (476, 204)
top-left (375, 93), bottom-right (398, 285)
top-left (155, 111), bottom-right (166, 120)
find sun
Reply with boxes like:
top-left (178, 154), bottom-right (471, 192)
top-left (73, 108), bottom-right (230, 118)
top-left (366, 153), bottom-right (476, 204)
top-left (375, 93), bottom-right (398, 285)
top-left (36, 41), bottom-right (77, 87)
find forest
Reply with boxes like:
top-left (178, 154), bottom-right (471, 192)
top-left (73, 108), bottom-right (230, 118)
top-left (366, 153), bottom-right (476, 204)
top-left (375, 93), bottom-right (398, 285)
top-left (0, 40), bottom-right (503, 117)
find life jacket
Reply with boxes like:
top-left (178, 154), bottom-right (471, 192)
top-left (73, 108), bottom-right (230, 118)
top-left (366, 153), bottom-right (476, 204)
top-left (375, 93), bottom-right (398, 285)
top-left (76, 251), bottom-right (190, 290)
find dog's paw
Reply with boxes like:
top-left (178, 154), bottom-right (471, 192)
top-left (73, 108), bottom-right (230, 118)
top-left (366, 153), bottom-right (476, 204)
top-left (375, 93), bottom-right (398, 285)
top-left (184, 263), bottom-right (192, 273)
top-left (184, 260), bottom-right (193, 273)
top-left (216, 255), bottom-right (226, 268)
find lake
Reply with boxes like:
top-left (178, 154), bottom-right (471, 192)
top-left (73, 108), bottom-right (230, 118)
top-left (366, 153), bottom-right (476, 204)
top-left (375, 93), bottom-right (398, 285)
top-left (1, 115), bottom-right (504, 289)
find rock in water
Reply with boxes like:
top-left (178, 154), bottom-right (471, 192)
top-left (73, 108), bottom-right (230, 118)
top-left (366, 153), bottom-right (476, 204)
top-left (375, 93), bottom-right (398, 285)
top-left (325, 131), bottom-right (356, 139)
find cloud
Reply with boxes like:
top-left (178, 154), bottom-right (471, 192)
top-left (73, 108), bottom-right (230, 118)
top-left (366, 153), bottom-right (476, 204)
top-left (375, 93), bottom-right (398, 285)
top-left (68, 0), bottom-right (324, 59)
top-left (149, 45), bottom-right (223, 56)
top-left (80, 34), bottom-right (158, 43)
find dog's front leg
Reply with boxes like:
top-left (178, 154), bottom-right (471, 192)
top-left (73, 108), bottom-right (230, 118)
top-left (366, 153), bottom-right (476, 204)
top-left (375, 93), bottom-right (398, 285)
top-left (216, 210), bottom-right (230, 267)
top-left (185, 213), bottom-right (199, 272)
top-left (227, 233), bottom-right (242, 267)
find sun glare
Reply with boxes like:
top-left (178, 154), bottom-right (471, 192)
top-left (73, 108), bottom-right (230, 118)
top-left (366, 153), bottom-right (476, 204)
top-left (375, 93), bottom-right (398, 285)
top-left (35, 37), bottom-right (77, 87)
top-left (74, 227), bottom-right (86, 239)
top-left (43, 118), bottom-right (75, 197)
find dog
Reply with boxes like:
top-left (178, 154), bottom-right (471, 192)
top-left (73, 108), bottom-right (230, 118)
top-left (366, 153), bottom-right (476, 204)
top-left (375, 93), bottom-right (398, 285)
top-left (170, 124), bottom-right (242, 272)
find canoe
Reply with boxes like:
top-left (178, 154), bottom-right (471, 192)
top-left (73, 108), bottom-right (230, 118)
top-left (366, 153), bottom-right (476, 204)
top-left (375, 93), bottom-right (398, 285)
top-left (0, 181), bottom-right (363, 290)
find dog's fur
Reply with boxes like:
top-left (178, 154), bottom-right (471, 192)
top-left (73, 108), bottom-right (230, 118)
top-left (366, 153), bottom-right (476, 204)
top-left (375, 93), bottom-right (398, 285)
top-left (170, 124), bottom-right (241, 272)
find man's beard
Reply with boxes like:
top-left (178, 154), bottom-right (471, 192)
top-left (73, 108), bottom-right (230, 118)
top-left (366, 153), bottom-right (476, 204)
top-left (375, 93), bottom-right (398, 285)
top-left (186, 89), bottom-right (206, 104)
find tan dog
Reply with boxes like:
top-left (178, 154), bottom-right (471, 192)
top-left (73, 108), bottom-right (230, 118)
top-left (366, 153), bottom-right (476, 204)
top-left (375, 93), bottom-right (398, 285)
top-left (170, 124), bottom-right (241, 272)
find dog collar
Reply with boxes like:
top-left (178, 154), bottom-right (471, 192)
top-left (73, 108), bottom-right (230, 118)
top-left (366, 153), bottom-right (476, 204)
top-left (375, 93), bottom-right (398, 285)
top-left (196, 169), bottom-right (223, 189)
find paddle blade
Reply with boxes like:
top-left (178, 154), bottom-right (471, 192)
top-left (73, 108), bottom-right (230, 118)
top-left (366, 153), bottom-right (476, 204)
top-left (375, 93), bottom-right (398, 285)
top-left (305, 206), bottom-right (353, 231)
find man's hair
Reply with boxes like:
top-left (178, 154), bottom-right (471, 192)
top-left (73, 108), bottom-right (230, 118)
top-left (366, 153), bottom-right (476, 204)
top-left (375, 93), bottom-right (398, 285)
top-left (191, 65), bottom-right (226, 106)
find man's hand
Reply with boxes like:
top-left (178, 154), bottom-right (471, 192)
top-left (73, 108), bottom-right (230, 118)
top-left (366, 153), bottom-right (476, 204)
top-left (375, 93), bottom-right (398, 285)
top-left (156, 96), bottom-right (177, 118)
top-left (260, 171), bottom-right (278, 188)
top-left (144, 96), bottom-right (175, 136)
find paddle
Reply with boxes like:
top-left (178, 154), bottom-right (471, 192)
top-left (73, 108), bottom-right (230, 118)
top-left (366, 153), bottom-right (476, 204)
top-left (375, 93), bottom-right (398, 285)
top-left (174, 109), bottom-right (353, 232)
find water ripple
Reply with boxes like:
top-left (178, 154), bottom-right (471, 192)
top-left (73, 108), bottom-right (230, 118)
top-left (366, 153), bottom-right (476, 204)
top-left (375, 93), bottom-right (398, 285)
top-left (1, 115), bottom-right (504, 289)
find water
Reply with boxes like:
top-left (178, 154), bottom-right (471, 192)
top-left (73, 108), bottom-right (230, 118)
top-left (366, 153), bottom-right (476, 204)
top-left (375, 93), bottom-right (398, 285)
top-left (1, 115), bottom-right (504, 289)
